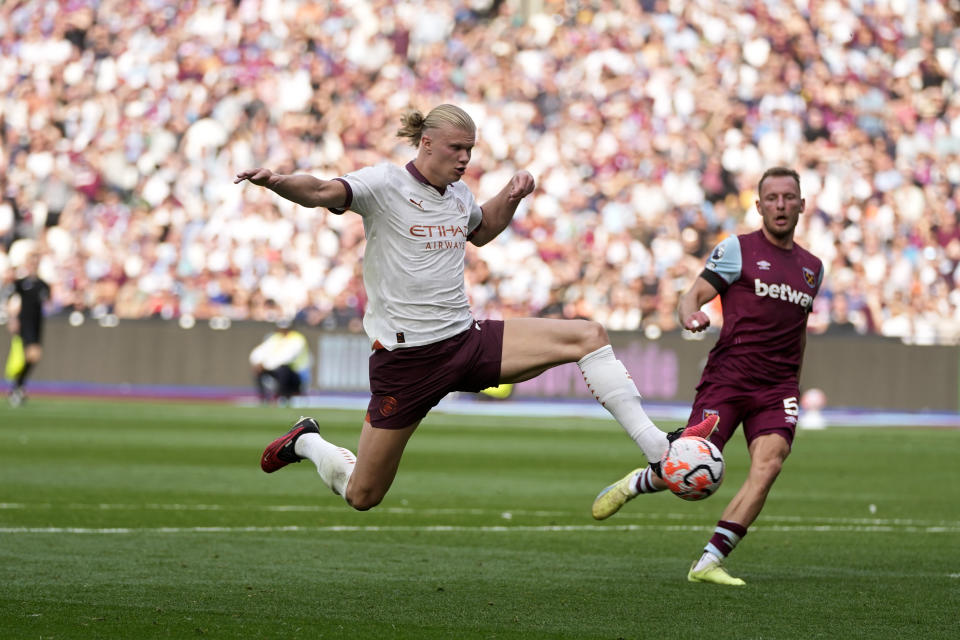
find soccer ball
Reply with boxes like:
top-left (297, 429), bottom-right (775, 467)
top-left (660, 436), bottom-right (725, 501)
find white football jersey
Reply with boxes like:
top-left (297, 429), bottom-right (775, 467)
top-left (333, 162), bottom-right (484, 350)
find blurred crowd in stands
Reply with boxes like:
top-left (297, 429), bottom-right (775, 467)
top-left (1, 0), bottom-right (960, 344)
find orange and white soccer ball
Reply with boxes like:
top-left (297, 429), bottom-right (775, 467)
top-left (660, 436), bottom-right (725, 501)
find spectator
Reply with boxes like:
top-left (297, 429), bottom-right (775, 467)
top-left (0, 1), bottom-right (958, 345)
top-left (249, 319), bottom-right (312, 404)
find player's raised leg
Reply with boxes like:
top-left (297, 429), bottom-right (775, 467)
top-left (500, 318), bottom-right (672, 464)
top-left (592, 466), bottom-right (665, 519)
top-left (260, 415), bottom-right (418, 511)
top-left (591, 412), bottom-right (720, 519)
top-left (261, 416), bottom-right (359, 496)
top-left (341, 418), bottom-right (419, 510)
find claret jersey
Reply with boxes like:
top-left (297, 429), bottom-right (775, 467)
top-left (331, 161), bottom-right (484, 350)
top-left (698, 229), bottom-right (823, 387)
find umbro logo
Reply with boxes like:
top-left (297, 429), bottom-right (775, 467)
top-left (757, 260), bottom-right (771, 271)
top-left (409, 198), bottom-right (424, 209)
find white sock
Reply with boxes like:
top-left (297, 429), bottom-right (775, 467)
top-left (693, 551), bottom-right (722, 572)
top-left (578, 345), bottom-right (668, 463)
top-left (294, 433), bottom-right (356, 498)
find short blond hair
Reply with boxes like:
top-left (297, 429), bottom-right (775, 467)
top-left (758, 166), bottom-right (801, 195)
top-left (396, 104), bottom-right (476, 147)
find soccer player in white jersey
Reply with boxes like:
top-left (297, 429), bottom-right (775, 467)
top-left (235, 104), bottom-right (716, 511)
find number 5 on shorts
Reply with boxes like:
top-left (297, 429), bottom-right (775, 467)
top-left (782, 396), bottom-right (799, 418)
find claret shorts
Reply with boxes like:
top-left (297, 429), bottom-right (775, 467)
top-left (366, 320), bottom-right (504, 429)
top-left (684, 379), bottom-right (801, 450)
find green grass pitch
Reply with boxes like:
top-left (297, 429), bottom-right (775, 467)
top-left (1, 398), bottom-right (958, 639)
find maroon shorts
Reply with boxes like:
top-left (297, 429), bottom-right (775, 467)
top-left (366, 320), bottom-right (504, 429)
top-left (684, 379), bottom-right (801, 451)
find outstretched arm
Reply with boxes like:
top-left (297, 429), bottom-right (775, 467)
top-left (677, 276), bottom-right (720, 332)
top-left (234, 168), bottom-right (348, 209)
top-left (469, 170), bottom-right (535, 247)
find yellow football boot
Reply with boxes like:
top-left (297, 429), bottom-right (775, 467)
top-left (591, 468), bottom-right (641, 520)
top-left (687, 559), bottom-right (746, 586)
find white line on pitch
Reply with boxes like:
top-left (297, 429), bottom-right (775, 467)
top-left (1, 502), bottom-right (569, 517)
top-left (1, 523), bottom-right (959, 534)
top-left (0, 502), bottom-right (957, 530)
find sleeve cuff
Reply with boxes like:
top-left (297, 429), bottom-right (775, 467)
top-left (327, 177), bottom-right (352, 214)
top-left (700, 268), bottom-right (729, 294)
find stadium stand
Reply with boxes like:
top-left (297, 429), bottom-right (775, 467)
top-left (1, 0), bottom-right (959, 344)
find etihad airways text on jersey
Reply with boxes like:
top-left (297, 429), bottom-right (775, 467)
top-left (410, 225), bottom-right (468, 238)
